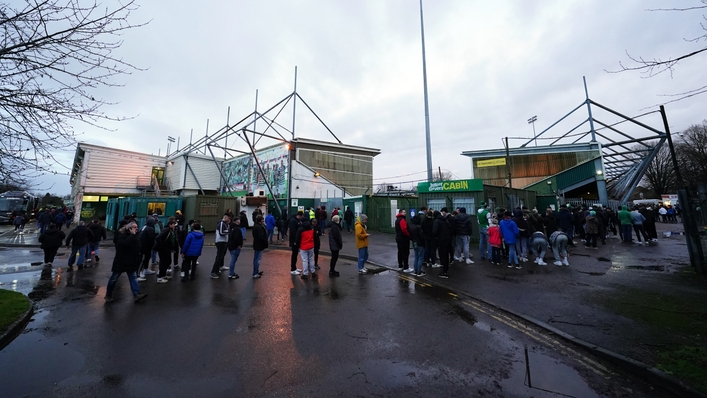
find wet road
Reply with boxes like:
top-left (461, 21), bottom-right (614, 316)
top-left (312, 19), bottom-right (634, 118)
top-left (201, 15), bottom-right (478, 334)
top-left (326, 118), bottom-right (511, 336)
top-left (0, 246), bottom-right (666, 397)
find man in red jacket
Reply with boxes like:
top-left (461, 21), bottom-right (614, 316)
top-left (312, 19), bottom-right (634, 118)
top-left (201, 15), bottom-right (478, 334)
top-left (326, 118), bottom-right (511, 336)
top-left (395, 209), bottom-right (411, 272)
top-left (296, 220), bottom-right (316, 279)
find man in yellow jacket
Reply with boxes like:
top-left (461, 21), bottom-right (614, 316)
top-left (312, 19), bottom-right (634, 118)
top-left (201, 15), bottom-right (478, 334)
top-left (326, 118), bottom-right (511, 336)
top-left (355, 214), bottom-right (370, 274)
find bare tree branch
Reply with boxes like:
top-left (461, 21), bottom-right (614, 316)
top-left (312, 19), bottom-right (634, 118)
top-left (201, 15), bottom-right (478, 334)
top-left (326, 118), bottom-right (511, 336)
top-left (0, 0), bottom-right (147, 187)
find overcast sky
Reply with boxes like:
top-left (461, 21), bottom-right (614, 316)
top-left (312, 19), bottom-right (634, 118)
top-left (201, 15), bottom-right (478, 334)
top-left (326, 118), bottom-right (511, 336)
top-left (38, 0), bottom-right (706, 196)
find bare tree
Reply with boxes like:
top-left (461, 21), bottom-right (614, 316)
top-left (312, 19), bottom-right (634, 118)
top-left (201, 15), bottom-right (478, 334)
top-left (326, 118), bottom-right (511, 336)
top-left (0, 0), bottom-right (145, 187)
top-left (675, 120), bottom-right (707, 192)
top-left (641, 143), bottom-right (676, 197)
top-left (432, 169), bottom-right (452, 182)
top-left (608, 1), bottom-right (707, 102)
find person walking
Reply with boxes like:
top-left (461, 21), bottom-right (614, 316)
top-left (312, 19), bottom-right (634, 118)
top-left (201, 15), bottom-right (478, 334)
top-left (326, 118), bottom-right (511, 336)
top-left (477, 202), bottom-right (492, 261)
top-left (227, 217), bottom-right (242, 279)
top-left (296, 217), bottom-right (316, 279)
top-left (631, 207), bottom-right (649, 245)
top-left (137, 217), bottom-right (157, 280)
top-left (105, 222), bottom-right (148, 303)
top-left (211, 214), bottom-right (231, 279)
top-left (38, 223), bottom-right (65, 266)
top-left (355, 214), bottom-right (370, 274)
top-left (409, 214), bottom-right (426, 276)
top-left (395, 209), bottom-right (412, 272)
top-left (154, 220), bottom-right (179, 283)
top-left (344, 206), bottom-right (354, 233)
top-left (265, 211), bottom-right (277, 243)
top-left (288, 211), bottom-right (304, 275)
top-left (181, 222), bottom-right (205, 281)
top-left (433, 210), bottom-right (453, 278)
top-left (252, 215), bottom-right (268, 279)
top-left (328, 215), bottom-right (343, 277)
top-left (86, 219), bottom-right (107, 264)
top-left (499, 211), bottom-right (521, 269)
top-left (53, 211), bottom-right (66, 231)
top-left (65, 220), bottom-right (93, 271)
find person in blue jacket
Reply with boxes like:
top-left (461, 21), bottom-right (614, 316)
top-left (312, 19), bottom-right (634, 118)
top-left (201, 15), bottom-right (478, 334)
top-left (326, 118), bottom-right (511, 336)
top-left (265, 211), bottom-right (277, 243)
top-left (499, 211), bottom-right (521, 269)
top-left (180, 222), bottom-right (204, 281)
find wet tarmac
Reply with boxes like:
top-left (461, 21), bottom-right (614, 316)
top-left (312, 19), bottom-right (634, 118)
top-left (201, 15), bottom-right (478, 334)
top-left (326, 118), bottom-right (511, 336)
top-left (0, 246), bottom-right (668, 397)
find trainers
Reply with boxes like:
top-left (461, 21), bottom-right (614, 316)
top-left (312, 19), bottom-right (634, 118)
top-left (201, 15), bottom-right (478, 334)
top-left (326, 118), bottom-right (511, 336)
top-left (358, 268), bottom-right (368, 274)
top-left (66, 266), bottom-right (73, 272)
top-left (86, 259), bottom-right (91, 263)
top-left (290, 269), bottom-right (302, 275)
top-left (166, 268), bottom-right (172, 274)
top-left (210, 273), bottom-right (219, 279)
top-left (144, 269), bottom-right (156, 275)
top-left (562, 259), bottom-right (570, 266)
top-left (454, 257), bottom-right (462, 262)
top-left (301, 273), bottom-right (309, 279)
top-left (416, 271), bottom-right (427, 277)
top-left (252, 274), bottom-right (261, 279)
top-left (173, 264), bottom-right (180, 269)
top-left (137, 276), bottom-right (147, 282)
top-left (220, 265), bottom-right (229, 271)
top-left (507, 264), bottom-right (513, 268)
top-left (258, 271), bottom-right (264, 276)
top-left (152, 262), bottom-right (159, 266)
top-left (180, 272), bottom-right (185, 278)
top-left (438, 272), bottom-right (449, 279)
top-left (515, 265), bottom-right (522, 270)
top-left (403, 268), bottom-right (414, 273)
top-left (533, 258), bottom-right (539, 264)
top-left (537, 260), bottom-right (547, 266)
top-left (104, 296), bottom-right (114, 302)
top-left (315, 264), bottom-right (321, 270)
top-left (133, 293), bottom-right (148, 303)
top-left (311, 272), bottom-right (318, 279)
top-left (431, 263), bottom-right (442, 268)
top-left (156, 277), bottom-right (169, 284)
top-left (329, 271), bottom-right (340, 277)
top-left (466, 259), bottom-right (474, 264)
top-left (228, 274), bottom-right (240, 280)
top-left (554, 261), bottom-right (563, 266)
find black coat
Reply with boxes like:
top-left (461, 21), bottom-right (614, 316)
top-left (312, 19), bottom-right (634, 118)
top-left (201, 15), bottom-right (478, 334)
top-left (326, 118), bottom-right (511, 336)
top-left (138, 224), bottom-right (156, 254)
top-left (66, 225), bottom-right (93, 247)
top-left (344, 209), bottom-right (354, 223)
top-left (288, 215), bottom-right (302, 246)
top-left (454, 212), bottom-right (472, 236)
top-left (409, 222), bottom-right (425, 248)
top-left (239, 213), bottom-right (249, 228)
top-left (252, 223), bottom-right (268, 251)
top-left (543, 212), bottom-right (559, 233)
top-left (112, 231), bottom-right (141, 273)
top-left (421, 215), bottom-right (435, 240)
top-left (433, 215), bottom-right (452, 244)
top-left (39, 228), bottom-right (65, 250)
top-left (87, 223), bottom-right (106, 243)
top-left (154, 228), bottom-right (178, 252)
top-left (328, 223), bottom-right (343, 251)
top-left (227, 221), bottom-right (243, 251)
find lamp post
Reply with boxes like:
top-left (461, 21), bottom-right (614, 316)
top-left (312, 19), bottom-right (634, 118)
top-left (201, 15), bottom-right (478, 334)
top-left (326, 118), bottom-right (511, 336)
top-left (528, 116), bottom-right (538, 146)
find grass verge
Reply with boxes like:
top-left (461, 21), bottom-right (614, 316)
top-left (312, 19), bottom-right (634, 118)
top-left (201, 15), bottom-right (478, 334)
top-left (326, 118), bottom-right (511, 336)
top-left (657, 345), bottom-right (707, 393)
top-left (0, 289), bottom-right (30, 334)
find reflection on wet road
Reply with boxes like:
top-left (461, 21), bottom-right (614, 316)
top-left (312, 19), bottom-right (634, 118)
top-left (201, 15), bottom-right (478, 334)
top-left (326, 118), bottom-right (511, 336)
top-left (0, 248), bottom-right (665, 397)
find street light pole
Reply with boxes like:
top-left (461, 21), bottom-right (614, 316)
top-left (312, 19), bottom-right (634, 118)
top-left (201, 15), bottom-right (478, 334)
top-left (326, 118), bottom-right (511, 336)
top-left (528, 116), bottom-right (538, 146)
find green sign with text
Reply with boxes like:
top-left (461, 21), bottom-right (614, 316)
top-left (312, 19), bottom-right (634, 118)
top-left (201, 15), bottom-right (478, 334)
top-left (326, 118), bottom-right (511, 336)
top-left (417, 179), bottom-right (483, 193)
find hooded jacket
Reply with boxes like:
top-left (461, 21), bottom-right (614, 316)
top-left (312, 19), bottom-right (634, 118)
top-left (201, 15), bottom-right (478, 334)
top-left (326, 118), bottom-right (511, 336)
top-left (227, 221), bottom-right (244, 251)
top-left (112, 231), bottom-right (141, 273)
top-left (66, 224), bottom-right (94, 247)
top-left (288, 214), bottom-right (302, 246)
top-left (618, 205), bottom-right (633, 225)
top-left (408, 217), bottom-right (425, 248)
top-left (585, 213), bottom-right (599, 234)
top-left (432, 214), bottom-right (452, 243)
top-left (329, 222), bottom-right (343, 251)
top-left (252, 222), bottom-right (269, 251)
top-left (215, 218), bottom-right (230, 243)
top-left (557, 207), bottom-right (574, 232)
top-left (499, 217), bottom-right (519, 245)
top-left (394, 213), bottom-right (410, 241)
top-left (355, 220), bottom-right (368, 249)
top-left (296, 221), bottom-right (314, 251)
top-left (39, 227), bottom-right (66, 250)
top-left (511, 209), bottom-right (529, 238)
top-left (138, 218), bottom-right (157, 254)
top-left (181, 230), bottom-right (205, 257)
top-left (488, 224), bottom-right (502, 247)
top-left (454, 211), bottom-right (472, 236)
top-left (87, 222), bottom-right (106, 243)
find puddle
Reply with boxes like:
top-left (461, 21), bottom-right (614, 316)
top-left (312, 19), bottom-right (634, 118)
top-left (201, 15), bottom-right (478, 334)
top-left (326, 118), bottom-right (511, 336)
top-left (611, 265), bottom-right (666, 272)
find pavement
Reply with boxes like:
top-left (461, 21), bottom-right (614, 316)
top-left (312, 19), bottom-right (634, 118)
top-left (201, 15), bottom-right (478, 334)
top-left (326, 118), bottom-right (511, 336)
top-left (1, 221), bottom-right (706, 396)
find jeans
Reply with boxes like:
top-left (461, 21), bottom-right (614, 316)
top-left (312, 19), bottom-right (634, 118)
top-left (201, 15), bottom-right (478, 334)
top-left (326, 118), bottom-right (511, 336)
top-left (87, 241), bottom-right (100, 258)
top-left (413, 246), bottom-right (424, 274)
top-left (330, 250), bottom-right (339, 272)
top-left (620, 224), bottom-right (633, 242)
top-left (267, 228), bottom-right (274, 242)
top-left (530, 239), bottom-right (548, 260)
top-left (357, 247), bottom-right (369, 270)
top-left (320, 220), bottom-right (326, 233)
top-left (300, 248), bottom-right (315, 275)
top-left (455, 235), bottom-right (470, 260)
top-left (478, 227), bottom-right (491, 260)
top-left (253, 250), bottom-right (263, 276)
top-left (211, 242), bottom-right (228, 274)
top-left (106, 271), bottom-right (140, 297)
top-left (507, 244), bottom-right (519, 265)
top-left (516, 237), bottom-right (529, 259)
top-left (151, 250), bottom-right (157, 264)
top-left (240, 227), bottom-right (246, 239)
top-left (229, 248), bottom-right (241, 276)
top-left (552, 235), bottom-right (569, 261)
top-left (68, 244), bottom-right (87, 266)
